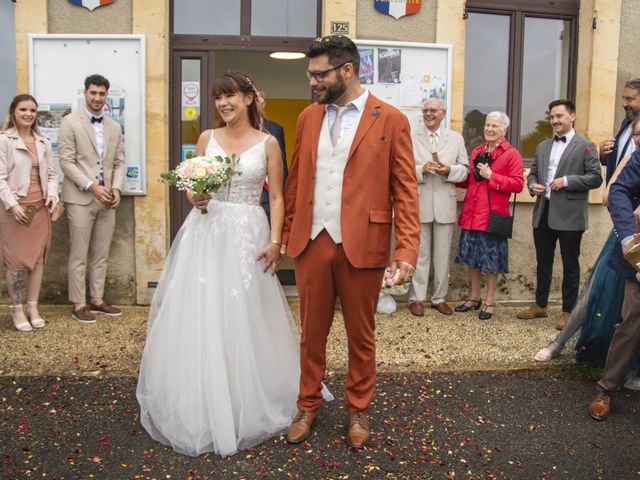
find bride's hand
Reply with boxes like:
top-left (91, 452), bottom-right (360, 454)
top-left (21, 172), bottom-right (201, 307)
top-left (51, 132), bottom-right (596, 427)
top-left (256, 243), bottom-right (281, 275)
top-left (189, 193), bottom-right (212, 210)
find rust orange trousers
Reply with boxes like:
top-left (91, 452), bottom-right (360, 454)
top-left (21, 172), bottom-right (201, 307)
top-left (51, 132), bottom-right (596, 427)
top-left (294, 230), bottom-right (385, 413)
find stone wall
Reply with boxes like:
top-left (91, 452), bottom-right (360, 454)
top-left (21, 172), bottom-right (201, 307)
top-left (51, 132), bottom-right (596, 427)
top-left (614, 0), bottom-right (640, 129)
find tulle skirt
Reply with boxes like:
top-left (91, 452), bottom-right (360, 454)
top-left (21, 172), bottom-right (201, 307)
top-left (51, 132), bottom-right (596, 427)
top-left (575, 230), bottom-right (626, 366)
top-left (136, 202), bottom-right (302, 457)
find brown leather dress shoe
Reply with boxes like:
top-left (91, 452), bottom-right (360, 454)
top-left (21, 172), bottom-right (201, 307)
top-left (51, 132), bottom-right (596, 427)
top-left (409, 301), bottom-right (424, 317)
top-left (431, 302), bottom-right (453, 315)
top-left (89, 302), bottom-right (122, 317)
top-left (588, 391), bottom-right (611, 421)
top-left (72, 306), bottom-right (96, 323)
top-left (516, 304), bottom-right (548, 319)
top-left (286, 410), bottom-right (319, 444)
top-left (347, 411), bottom-right (370, 448)
top-left (555, 312), bottom-right (570, 330)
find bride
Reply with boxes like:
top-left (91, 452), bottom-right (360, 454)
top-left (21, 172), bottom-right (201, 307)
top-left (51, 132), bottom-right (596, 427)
top-left (136, 70), bottom-right (330, 457)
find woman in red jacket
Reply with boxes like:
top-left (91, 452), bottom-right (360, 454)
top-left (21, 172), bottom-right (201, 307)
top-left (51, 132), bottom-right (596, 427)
top-left (454, 111), bottom-right (524, 319)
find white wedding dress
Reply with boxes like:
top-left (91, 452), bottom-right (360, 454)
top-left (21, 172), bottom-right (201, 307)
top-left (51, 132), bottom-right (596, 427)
top-left (137, 133), bottom-right (329, 457)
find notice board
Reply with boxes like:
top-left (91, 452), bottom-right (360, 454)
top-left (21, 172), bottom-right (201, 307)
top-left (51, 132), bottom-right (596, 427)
top-left (354, 39), bottom-right (452, 131)
top-left (29, 34), bottom-right (146, 195)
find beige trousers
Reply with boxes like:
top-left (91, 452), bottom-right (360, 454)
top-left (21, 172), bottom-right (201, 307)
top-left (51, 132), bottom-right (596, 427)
top-left (409, 222), bottom-right (454, 305)
top-left (66, 201), bottom-right (116, 303)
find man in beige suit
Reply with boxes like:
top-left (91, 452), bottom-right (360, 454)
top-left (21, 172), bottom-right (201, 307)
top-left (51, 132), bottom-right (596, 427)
top-left (58, 74), bottom-right (125, 322)
top-left (408, 98), bottom-right (469, 316)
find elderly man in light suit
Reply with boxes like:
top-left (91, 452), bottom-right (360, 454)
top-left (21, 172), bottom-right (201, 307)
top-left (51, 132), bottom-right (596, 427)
top-left (58, 74), bottom-right (125, 323)
top-left (408, 98), bottom-right (468, 317)
top-left (518, 99), bottom-right (602, 328)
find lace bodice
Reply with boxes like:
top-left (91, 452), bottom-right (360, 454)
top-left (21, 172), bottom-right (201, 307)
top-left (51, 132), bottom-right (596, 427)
top-left (205, 133), bottom-right (267, 205)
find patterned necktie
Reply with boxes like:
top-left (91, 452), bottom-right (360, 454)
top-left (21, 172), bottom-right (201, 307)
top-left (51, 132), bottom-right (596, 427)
top-left (430, 132), bottom-right (438, 151)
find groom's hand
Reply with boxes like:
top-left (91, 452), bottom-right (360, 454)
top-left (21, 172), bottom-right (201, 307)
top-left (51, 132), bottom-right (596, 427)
top-left (390, 260), bottom-right (414, 284)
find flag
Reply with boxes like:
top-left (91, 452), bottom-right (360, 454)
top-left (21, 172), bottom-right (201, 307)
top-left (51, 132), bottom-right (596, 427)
top-left (374, 0), bottom-right (421, 20)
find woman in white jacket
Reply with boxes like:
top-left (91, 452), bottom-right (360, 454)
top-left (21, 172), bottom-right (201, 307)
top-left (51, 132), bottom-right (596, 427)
top-left (0, 94), bottom-right (59, 331)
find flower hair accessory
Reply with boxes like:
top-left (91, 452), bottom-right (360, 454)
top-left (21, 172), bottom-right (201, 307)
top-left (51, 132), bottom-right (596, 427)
top-left (245, 76), bottom-right (263, 103)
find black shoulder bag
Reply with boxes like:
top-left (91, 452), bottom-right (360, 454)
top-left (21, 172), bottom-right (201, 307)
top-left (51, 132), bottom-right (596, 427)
top-left (484, 146), bottom-right (516, 239)
top-left (487, 189), bottom-right (516, 239)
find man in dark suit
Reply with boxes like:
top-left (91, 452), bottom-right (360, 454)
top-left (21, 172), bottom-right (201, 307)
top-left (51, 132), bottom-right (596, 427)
top-left (600, 77), bottom-right (640, 183)
top-left (258, 93), bottom-right (288, 222)
top-left (517, 99), bottom-right (602, 329)
top-left (588, 145), bottom-right (640, 420)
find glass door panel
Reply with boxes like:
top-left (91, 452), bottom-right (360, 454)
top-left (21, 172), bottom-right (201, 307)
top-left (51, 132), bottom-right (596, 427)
top-left (519, 17), bottom-right (571, 159)
top-left (462, 12), bottom-right (511, 153)
top-left (180, 59), bottom-right (202, 161)
top-left (170, 53), bottom-right (210, 240)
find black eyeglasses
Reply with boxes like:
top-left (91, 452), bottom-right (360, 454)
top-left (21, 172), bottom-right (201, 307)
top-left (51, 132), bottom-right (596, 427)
top-left (306, 62), bottom-right (348, 82)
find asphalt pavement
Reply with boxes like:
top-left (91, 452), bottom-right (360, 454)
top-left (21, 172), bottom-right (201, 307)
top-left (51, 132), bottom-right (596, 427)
top-left (2, 370), bottom-right (639, 480)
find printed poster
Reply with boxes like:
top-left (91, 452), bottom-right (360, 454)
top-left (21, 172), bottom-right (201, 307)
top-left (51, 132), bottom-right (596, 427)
top-left (75, 86), bottom-right (126, 135)
top-left (74, 86), bottom-right (142, 192)
top-left (358, 48), bottom-right (375, 84)
top-left (37, 104), bottom-right (72, 183)
top-left (181, 144), bottom-right (197, 161)
top-left (378, 48), bottom-right (402, 84)
top-left (421, 73), bottom-right (447, 102)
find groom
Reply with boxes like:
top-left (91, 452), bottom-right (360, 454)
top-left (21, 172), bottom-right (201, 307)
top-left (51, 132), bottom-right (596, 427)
top-left (281, 35), bottom-right (420, 448)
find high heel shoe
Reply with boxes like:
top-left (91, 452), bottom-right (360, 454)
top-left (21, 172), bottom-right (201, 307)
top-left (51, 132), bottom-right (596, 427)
top-left (454, 298), bottom-right (482, 312)
top-left (26, 301), bottom-right (45, 328)
top-left (9, 305), bottom-right (32, 332)
top-left (479, 304), bottom-right (495, 320)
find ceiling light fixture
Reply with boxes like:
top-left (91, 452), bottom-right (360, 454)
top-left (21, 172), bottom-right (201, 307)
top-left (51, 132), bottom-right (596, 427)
top-left (269, 51), bottom-right (306, 60)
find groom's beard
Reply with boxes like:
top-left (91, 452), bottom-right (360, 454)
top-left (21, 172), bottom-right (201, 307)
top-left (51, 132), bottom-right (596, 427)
top-left (316, 75), bottom-right (348, 105)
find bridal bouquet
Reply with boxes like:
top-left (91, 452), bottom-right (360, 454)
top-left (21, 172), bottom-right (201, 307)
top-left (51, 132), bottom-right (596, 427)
top-left (160, 155), bottom-right (241, 214)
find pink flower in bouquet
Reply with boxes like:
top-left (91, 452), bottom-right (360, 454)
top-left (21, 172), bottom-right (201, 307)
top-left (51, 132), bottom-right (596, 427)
top-left (177, 164), bottom-right (193, 180)
top-left (160, 154), bottom-right (241, 215)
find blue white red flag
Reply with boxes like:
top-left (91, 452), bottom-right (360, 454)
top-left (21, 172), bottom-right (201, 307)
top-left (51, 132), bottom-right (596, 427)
top-left (68, 0), bottom-right (114, 11)
top-left (374, 0), bottom-right (421, 20)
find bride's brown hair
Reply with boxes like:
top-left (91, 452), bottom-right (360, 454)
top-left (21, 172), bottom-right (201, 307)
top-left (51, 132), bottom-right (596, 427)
top-left (212, 70), bottom-right (264, 130)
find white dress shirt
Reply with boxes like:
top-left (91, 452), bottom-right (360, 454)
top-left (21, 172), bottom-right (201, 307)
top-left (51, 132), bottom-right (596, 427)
top-left (617, 123), bottom-right (635, 164)
top-left (545, 129), bottom-right (575, 199)
top-left (325, 89), bottom-right (369, 144)
top-left (84, 110), bottom-right (105, 191)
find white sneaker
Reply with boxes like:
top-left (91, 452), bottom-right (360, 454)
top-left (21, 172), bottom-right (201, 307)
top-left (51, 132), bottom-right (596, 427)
top-left (624, 373), bottom-right (640, 391)
top-left (534, 343), bottom-right (562, 362)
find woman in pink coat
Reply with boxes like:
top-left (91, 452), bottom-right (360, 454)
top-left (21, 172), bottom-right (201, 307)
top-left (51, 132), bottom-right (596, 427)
top-left (454, 111), bottom-right (524, 320)
top-left (0, 94), bottom-right (59, 331)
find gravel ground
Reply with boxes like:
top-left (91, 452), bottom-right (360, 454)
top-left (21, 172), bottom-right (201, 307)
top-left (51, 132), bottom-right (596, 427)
top-left (0, 302), bottom-right (574, 377)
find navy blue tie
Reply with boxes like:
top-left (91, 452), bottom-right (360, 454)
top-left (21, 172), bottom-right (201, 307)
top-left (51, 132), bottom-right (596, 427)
top-left (553, 135), bottom-right (566, 143)
top-left (91, 116), bottom-right (103, 124)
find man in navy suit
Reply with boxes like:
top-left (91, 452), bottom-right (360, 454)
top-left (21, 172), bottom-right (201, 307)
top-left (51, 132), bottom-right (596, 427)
top-left (258, 93), bottom-right (288, 222)
top-left (600, 77), bottom-right (640, 183)
top-left (588, 139), bottom-right (640, 421)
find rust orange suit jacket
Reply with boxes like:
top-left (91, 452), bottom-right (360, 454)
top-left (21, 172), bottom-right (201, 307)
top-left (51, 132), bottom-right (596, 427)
top-left (282, 94), bottom-right (420, 269)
